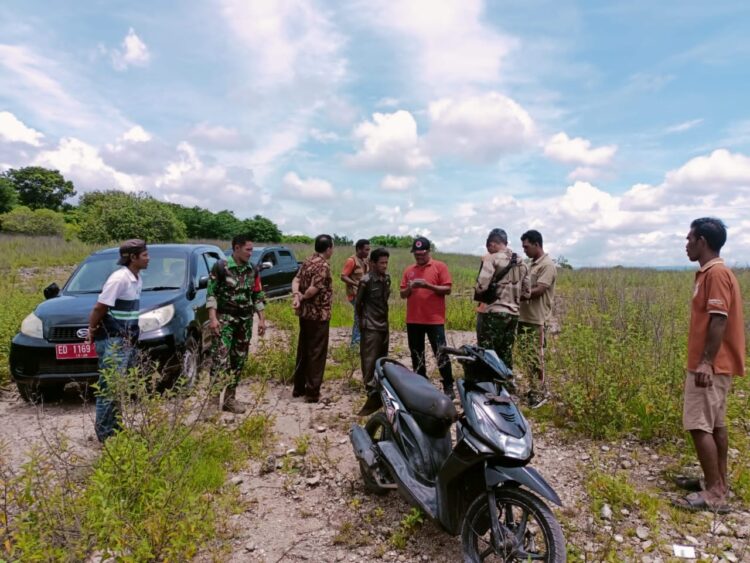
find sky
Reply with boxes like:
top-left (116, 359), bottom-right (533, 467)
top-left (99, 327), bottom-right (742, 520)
top-left (1, 0), bottom-right (750, 267)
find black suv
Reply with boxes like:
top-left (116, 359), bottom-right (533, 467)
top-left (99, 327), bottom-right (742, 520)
top-left (224, 245), bottom-right (301, 297)
top-left (9, 244), bottom-right (225, 400)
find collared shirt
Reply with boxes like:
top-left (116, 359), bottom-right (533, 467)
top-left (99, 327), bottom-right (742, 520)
top-left (475, 248), bottom-right (530, 315)
top-left (296, 254), bottom-right (333, 321)
top-left (206, 255), bottom-right (265, 316)
top-left (342, 254), bottom-right (369, 302)
top-left (97, 266), bottom-right (142, 341)
top-left (400, 259), bottom-right (452, 325)
top-left (519, 253), bottom-right (556, 325)
top-left (355, 272), bottom-right (391, 332)
top-left (687, 258), bottom-right (745, 376)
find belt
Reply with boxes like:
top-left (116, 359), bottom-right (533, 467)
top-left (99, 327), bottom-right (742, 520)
top-left (218, 303), bottom-right (253, 316)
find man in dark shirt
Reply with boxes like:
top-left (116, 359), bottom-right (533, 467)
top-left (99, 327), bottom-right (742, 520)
top-left (355, 247), bottom-right (391, 390)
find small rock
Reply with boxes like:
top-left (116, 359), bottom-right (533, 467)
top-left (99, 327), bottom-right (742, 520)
top-left (286, 448), bottom-right (297, 455)
top-left (723, 552), bottom-right (738, 563)
top-left (621, 459), bottom-right (633, 469)
top-left (642, 540), bottom-right (652, 550)
top-left (229, 476), bottom-right (244, 486)
top-left (244, 542), bottom-right (256, 552)
top-left (685, 535), bottom-right (699, 545)
top-left (713, 523), bottom-right (731, 536)
top-left (614, 534), bottom-right (624, 543)
top-left (338, 437), bottom-right (348, 444)
top-left (728, 448), bottom-right (739, 458)
top-left (601, 445), bottom-right (610, 452)
top-left (650, 454), bottom-right (658, 461)
top-left (636, 526), bottom-right (649, 540)
top-left (306, 475), bottom-right (321, 487)
top-left (601, 504), bottom-right (613, 520)
top-left (260, 455), bottom-right (276, 475)
top-left (621, 508), bottom-right (630, 515)
top-left (580, 453), bottom-right (590, 461)
top-left (734, 525), bottom-right (749, 539)
top-left (316, 425), bottom-right (327, 433)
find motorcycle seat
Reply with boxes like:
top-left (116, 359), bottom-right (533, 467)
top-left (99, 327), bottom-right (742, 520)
top-left (383, 363), bottom-right (458, 424)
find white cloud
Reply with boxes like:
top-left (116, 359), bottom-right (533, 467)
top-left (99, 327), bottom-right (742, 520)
top-left (0, 111), bottom-right (44, 146)
top-left (363, 0), bottom-right (515, 93)
top-left (281, 171), bottom-right (335, 200)
top-left (426, 92), bottom-right (536, 162)
top-left (348, 110), bottom-right (431, 174)
top-left (219, 0), bottom-right (345, 89)
top-left (189, 122), bottom-right (242, 148)
top-left (121, 125), bottom-right (152, 143)
top-left (665, 118), bottom-right (703, 134)
top-left (380, 175), bottom-right (415, 191)
top-left (544, 132), bottom-right (617, 166)
top-left (663, 148), bottom-right (750, 190)
top-left (111, 28), bottom-right (151, 71)
top-left (403, 209), bottom-right (440, 223)
top-left (309, 128), bottom-right (339, 143)
top-left (567, 166), bottom-right (602, 181)
top-left (33, 137), bottom-right (137, 192)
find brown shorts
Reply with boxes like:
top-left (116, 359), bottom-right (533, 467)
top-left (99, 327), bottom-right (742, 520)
top-left (682, 372), bottom-right (732, 433)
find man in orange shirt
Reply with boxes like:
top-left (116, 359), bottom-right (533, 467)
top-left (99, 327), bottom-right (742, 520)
top-left (674, 218), bottom-right (745, 513)
top-left (341, 239), bottom-right (370, 347)
top-left (400, 237), bottom-right (454, 398)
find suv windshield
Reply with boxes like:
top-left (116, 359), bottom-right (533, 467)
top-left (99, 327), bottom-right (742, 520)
top-left (65, 251), bottom-right (187, 293)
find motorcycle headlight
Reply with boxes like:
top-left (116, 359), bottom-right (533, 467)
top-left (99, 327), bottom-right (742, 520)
top-left (138, 304), bottom-right (175, 333)
top-left (20, 312), bottom-right (43, 339)
top-left (471, 397), bottom-right (533, 460)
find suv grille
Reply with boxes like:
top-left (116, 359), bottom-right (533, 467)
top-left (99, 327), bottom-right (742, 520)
top-left (37, 358), bottom-right (99, 375)
top-left (48, 326), bottom-right (86, 343)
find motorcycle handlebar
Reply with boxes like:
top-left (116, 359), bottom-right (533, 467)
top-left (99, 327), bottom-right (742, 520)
top-left (440, 346), bottom-right (465, 356)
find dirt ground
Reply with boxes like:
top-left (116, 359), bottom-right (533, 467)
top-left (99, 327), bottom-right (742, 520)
top-left (1, 326), bottom-right (748, 562)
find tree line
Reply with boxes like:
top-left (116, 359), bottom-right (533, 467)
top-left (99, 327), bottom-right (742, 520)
top-left (0, 166), bottom-right (417, 248)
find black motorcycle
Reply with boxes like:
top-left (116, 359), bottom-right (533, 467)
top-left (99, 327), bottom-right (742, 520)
top-left (351, 344), bottom-right (566, 562)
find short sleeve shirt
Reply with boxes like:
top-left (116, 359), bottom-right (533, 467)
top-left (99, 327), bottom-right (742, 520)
top-left (297, 254), bottom-right (333, 321)
top-left (400, 259), bottom-right (452, 325)
top-left (519, 253), bottom-right (556, 325)
top-left (687, 258), bottom-right (745, 376)
top-left (97, 267), bottom-right (142, 341)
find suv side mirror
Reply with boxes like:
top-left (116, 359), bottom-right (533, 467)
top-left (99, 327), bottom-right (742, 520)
top-left (197, 275), bottom-right (209, 290)
top-left (44, 283), bottom-right (60, 300)
top-left (260, 261), bottom-right (273, 271)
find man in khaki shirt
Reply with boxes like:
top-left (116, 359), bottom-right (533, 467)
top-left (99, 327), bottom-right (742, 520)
top-left (474, 229), bottom-right (529, 368)
top-left (518, 230), bottom-right (556, 408)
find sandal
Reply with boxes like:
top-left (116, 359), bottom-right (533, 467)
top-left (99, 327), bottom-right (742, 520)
top-left (672, 492), bottom-right (730, 514)
top-left (673, 475), bottom-right (705, 492)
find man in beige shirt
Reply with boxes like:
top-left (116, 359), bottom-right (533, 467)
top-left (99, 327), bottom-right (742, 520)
top-left (518, 229), bottom-right (556, 408)
top-left (474, 228), bottom-right (529, 369)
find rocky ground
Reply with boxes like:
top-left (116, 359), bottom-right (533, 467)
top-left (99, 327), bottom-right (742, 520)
top-left (1, 326), bottom-right (748, 562)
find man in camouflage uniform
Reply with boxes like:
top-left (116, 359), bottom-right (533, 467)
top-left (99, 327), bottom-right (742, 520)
top-left (474, 228), bottom-right (530, 370)
top-left (207, 234), bottom-right (266, 413)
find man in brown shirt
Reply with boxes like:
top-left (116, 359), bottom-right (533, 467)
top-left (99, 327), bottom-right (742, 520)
top-left (518, 229), bottom-right (557, 408)
top-left (474, 228), bottom-right (529, 369)
top-left (674, 218), bottom-right (745, 513)
top-left (292, 234), bottom-right (334, 403)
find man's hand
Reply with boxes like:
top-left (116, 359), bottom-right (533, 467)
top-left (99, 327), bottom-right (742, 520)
top-left (694, 360), bottom-right (714, 388)
top-left (209, 317), bottom-right (221, 336)
top-left (292, 292), bottom-right (302, 310)
top-left (258, 318), bottom-right (266, 336)
top-left (411, 278), bottom-right (426, 289)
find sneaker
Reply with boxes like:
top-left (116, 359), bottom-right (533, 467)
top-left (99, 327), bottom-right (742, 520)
top-left (442, 383), bottom-right (456, 400)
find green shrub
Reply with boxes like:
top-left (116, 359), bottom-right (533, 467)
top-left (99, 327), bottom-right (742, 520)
top-left (77, 191), bottom-right (187, 243)
top-left (0, 206), bottom-right (65, 236)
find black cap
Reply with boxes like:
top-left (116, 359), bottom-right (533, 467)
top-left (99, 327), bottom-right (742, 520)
top-left (410, 236), bottom-right (431, 253)
top-left (117, 239), bottom-right (147, 265)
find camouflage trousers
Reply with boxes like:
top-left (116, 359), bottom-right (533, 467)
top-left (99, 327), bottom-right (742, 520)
top-left (210, 313), bottom-right (253, 387)
top-left (477, 311), bottom-right (518, 370)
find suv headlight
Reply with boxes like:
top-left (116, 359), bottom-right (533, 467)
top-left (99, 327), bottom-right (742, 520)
top-left (20, 313), bottom-right (43, 338)
top-left (138, 304), bottom-right (175, 333)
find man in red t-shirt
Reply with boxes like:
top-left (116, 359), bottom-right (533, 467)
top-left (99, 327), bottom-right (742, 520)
top-left (674, 217), bottom-right (745, 514)
top-left (400, 237), bottom-right (455, 398)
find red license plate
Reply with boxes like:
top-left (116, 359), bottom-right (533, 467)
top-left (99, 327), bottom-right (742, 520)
top-left (55, 343), bottom-right (98, 360)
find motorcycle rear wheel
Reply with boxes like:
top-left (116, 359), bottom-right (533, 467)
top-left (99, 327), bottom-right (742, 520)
top-left (361, 412), bottom-right (395, 495)
top-left (461, 487), bottom-right (566, 562)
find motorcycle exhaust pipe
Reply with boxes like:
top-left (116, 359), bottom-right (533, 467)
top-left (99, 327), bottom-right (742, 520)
top-left (350, 425), bottom-right (377, 469)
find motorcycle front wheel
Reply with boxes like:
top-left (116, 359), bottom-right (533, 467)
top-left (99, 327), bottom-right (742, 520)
top-left (461, 487), bottom-right (566, 562)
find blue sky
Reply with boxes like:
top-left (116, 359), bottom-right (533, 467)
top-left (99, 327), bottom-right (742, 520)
top-left (1, 0), bottom-right (749, 266)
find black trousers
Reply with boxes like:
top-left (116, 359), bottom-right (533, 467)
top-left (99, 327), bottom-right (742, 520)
top-left (477, 311), bottom-right (518, 369)
top-left (360, 329), bottom-right (389, 389)
top-left (406, 323), bottom-right (453, 385)
top-left (293, 318), bottom-right (330, 400)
